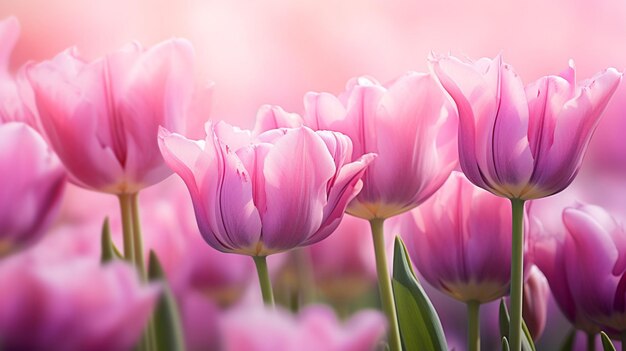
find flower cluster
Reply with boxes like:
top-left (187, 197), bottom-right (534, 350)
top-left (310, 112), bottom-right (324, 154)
top-left (0, 11), bottom-right (624, 351)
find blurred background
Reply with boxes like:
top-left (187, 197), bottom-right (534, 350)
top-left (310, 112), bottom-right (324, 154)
top-left (1, 0), bottom-right (625, 350)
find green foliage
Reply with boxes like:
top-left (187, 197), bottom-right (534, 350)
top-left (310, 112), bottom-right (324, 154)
top-left (498, 299), bottom-right (536, 351)
top-left (392, 237), bottom-right (447, 351)
top-left (148, 251), bottom-right (186, 351)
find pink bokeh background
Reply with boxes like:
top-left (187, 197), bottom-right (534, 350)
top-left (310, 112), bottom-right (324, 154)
top-left (2, 1), bottom-right (626, 349)
top-left (4, 0), bottom-right (626, 129)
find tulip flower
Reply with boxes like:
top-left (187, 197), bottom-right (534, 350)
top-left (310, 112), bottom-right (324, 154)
top-left (26, 39), bottom-right (197, 195)
top-left (0, 122), bottom-right (65, 256)
top-left (521, 266), bottom-right (550, 341)
top-left (221, 305), bottom-right (386, 351)
top-left (530, 196), bottom-right (601, 339)
top-left (0, 17), bottom-right (39, 128)
top-left (304, 72), bottom-right (457, 350)
top-left (159, 120), bottom-right (374, 305)
top-left (140, 183), bottom-right (254, 306)
top-left (535, 203), bottom-right (626, 345)
top-left (394, 171), bottom-right (532, 351)
top-left (308, 215), bottom-right (377, 302)
top-left (398, 171), bottom-right (533, 303)
top-left (304, 73), bottom-right (457, 220)
top-left (0, 255), bottom-right (158, 351)
top-left (431, 54), bottom-right (621, 350)
top-left (26, 38), bottom-right (206, 280)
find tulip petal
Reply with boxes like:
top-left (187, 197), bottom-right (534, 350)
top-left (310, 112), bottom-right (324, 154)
top-left (260, 127), bottom-right (336, 251)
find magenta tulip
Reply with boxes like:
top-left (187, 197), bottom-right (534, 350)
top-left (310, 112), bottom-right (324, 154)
top-left (304, 73), bottom-right (457, 220)
top-left (530, 198), bottom-right (601, 335)
top-left (0, 255), bottom-right (158, 351)
top-left (430, 55), bottom-right (621, 200)
top-left (395, 171), bottom-right (534, 351)
top-left (0, 122), bottom-right (65, 256)
top-left (431, 54), bottom-right (620, 350)
top-left (26, 39), bottom-right (198, 194)
top-left (521, 266), bottom-right (549, 340)
top-left (396, 171), bottom-right (532, 303)
top-left (537, 204), bottom-right (626, 336)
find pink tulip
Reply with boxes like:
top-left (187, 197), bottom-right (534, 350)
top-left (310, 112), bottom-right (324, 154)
top-left (531, 200), bottom-right (603, 334)
top-left (181, 291), bottom-right (221, 351)
top-left (307, 215), bottom-right (377, 300)
top-left (159, 120), bottom-right (374, 256)
top-left (304, 72), bottom-right (458, 220)
top-left (555, 204), bottom-right (626, 336)
top-left (0, 17), bottom-right (39, 128)
top-left (430, 54), bottom-right (621, 200)
top-left (0, 122), bottom-right (65, 256)
top-left (220, 304), bottom-right (386, 351)
top-left (136, 181), bottom-right (254, 306)
top-left (26, 39), bottom-right (199, 194)
top-left (0, 254), bottom-right (158, 351)
top-left (522, 266), bottom-right (550, 340)
top-left (395, 171), bottom-right (532, 303)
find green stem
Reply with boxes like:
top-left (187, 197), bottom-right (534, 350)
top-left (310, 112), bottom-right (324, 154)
top-left (467, 301), bottom-right (481, 351)
top-left (130, 193), bottom-right (157, 351)
top-left (130, 193), bottom-right (146, 279)
top-left (587, 333), bottom-right (595, 351)
top-left (621, 331), bottom-right (626, 351)
top-left (118, 194), bottom-right (135, 263)
top-left (509, 199), bottom-right (525, 351)
top-left (253, 256), bottom-right (275, 306)
top-left (370, 218), bottom-right (402, 351)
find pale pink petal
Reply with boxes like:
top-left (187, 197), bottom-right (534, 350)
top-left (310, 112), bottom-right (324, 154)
top-left (260, 127), bottom-right (336, 251)
top-left (430, 55), bottom-right (496, 192)
top-left (0, 17), bottom-right (19, 74)
top-left (359, 72), bottom-right (456, 216)
top-left (252, 104), bottom-right (304, 135)
top-left (528, 68), bottom-right (621, 197)
top-left (488, 62), bottom-right (533, 190)
top-left (120, 39), bottom-right (196, 187)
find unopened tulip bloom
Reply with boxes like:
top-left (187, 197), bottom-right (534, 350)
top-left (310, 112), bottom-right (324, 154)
top-left (221, 305), bottom-right (386, 351)
top-left (397, 172), bottom-right (531, 304)
top-left (304, 72), bottom-right (457, 350)
top-left (27, 38), bottom-right (205, 274)
top-left (431, 54), bottom-right (621, 350)
top-left (530, 198), bottom-right (602, 337)
top-left (0, 256), bottom-right (158, 351)
top-left (159, 120), bottom-right (374, 304)
top-left (0, 122), bottom-right (65, 256)
top-left (541, 204), bottom-right (626, 339)
top-left (395, 171), bottom-right (532, 351)
top-left (521, 266), bottom-right (549, 341)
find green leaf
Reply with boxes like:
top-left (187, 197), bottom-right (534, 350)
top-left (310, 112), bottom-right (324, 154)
top-left (392, 236), bottom-right (447, 351)
top-left (498, 299), bottom-right (536, 351)
top-left (502, 337), bottom-right (510, 351)
top-left (148, 250), bottom-right (186, 351)
top-left (601, 332), bottom-right (616, 351)
top-left (100, 217), bottom-right (124, 263)
top-left (558, 328), bottom-right (576, 351)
